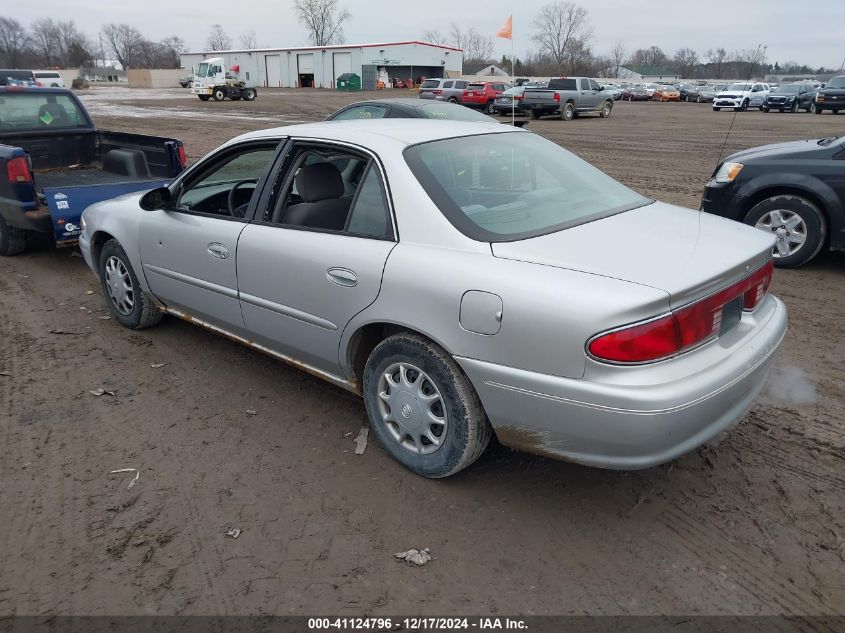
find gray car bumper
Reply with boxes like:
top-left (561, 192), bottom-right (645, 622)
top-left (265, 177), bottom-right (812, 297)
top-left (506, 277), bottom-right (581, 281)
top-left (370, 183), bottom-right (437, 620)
top-left (457, 295), bottom-right (787, 470)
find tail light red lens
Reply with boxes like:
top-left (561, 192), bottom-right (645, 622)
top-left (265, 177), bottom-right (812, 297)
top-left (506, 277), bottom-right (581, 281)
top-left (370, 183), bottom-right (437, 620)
top-left (177, 144), bottom-right (188, 169)
top-left (588, 260), bottom-right (774, 364)
top-left (553, 92), bottom-right (561, 102)
top-left (6, 156), bottom-right (32, 184)
top-left (515, 94), bottom-right (523, 101)
top-left (432, 90), bottom-right (442, 95)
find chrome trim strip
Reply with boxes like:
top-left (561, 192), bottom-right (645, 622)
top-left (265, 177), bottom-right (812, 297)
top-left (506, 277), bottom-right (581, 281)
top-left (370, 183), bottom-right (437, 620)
top-left (143, 264), bottom-right (238, 299)
top-left (239, 291), bottom-right (338, 331)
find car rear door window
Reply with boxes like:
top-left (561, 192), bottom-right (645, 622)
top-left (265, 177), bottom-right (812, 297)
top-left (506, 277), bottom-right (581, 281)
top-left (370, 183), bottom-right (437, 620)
top-left (345, 164), bottom-right (392, 238)
top-left (580, 79), bottom-right (590, 90)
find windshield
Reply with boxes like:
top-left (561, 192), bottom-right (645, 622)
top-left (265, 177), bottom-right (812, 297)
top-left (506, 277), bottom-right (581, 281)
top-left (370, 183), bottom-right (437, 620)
top-left (404, 132), bottom-right (650, 242)
top-left (827, 76), bottom-right (845, 88)
top-left (196, 62), bottom-right (210, 77)
top-left (415, 103), bottom-right (495, 122)
top-left (502, 87), bottom-right (523, 96)
top-left (467, 84), bottom-right (485, 90)
top-left (1, 70), bottom-right (35, 86)
top-left (420, 79), bottom-right (440, 89)
top-left (728, 83), bottom-right (751, 91)
top-left (0, 93), bottom-right (88, 130)
top-left (778, 85), bottom-right (802, 94)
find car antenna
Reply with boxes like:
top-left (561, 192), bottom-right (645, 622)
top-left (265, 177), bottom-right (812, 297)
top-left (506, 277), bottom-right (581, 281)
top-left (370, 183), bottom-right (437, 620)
top-left (716, 44), bottom-right (767, 167)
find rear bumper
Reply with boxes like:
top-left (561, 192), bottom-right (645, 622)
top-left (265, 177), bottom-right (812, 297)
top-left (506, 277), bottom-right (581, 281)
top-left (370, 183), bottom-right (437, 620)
top-left (457, 295), bottom-right (787, 470)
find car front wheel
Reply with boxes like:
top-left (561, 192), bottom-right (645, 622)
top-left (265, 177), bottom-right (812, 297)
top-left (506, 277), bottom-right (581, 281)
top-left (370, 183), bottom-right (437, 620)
top-left (362, 333), bottom-right (492, 478)
top-left (99, 240), bottom-right (163, 328)
top-left (212, 88), bottom-right (226, 101)
top-left (745, 195), bottom-right (827, 268)
top-left (599, 101), bottom-right (612, 118)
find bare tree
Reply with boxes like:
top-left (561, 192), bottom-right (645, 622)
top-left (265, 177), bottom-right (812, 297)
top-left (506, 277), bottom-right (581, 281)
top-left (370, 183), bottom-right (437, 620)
top-left (239, 29), bottom-right (257, 49)
top-left (448, 24), bottom-right (493, 63)
top-left (629, 45), bottom-right (668, 67)
top-left (207, 24), bottom-right (232, 51)
top-left (531, 1), bottom-right (591, 75)
top-left (609, 40), bottom-right (625, 77)
top-left (706, 47), bottom-right (728, 78)
top-left (0, 17), bottom-right (28, 68)
top-left (672, 47), bottom-right (699, 78)
top-left (294, 0), bottom-right (350, 47)
top-left (101, 23), bottom-right (144, 69)
top-left (422, 30), bottom-right (446, 46)
top-left (30, 18), bottom-right (61, 67)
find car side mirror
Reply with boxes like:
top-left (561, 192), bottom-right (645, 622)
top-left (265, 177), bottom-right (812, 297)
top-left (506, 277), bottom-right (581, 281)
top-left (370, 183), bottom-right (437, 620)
top-left (821, 84), bottom-right (826, 88)
top-left (598, 86), bottom-right (604, 91)
top-left (140, 186), bottom-right (172, 211)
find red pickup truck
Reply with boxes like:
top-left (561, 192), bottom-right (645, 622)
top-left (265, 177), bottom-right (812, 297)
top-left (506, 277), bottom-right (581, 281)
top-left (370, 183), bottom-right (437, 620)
top-left (461, 82), bottom-right (509, 114)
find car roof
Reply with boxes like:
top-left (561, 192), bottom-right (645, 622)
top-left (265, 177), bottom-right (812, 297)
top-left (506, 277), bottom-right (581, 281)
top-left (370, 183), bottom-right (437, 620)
top-left (233, 119), bottom-right (522, 147)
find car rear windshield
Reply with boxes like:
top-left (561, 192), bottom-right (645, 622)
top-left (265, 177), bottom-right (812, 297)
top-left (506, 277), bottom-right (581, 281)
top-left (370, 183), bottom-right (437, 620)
top-left (827, 77), bottom-right (845, 88)
top-left (414, 103), bottom-right (494, 122)
top-left (467, 83), bottom-right (485, 90)
top-left (547, 78), bottom-right (577, 90)
top-left (404, 132), bottom-right (651, 242)
top-left (0, 93), bottom-right (88, 130)
top-left (777, 85), bottom-right (802, 93)
top-left (34, 72), bottom-right (61, 78)
top-left (420, 80), bottom-right (441, 89)
top-left (728, 83), bottom-right (751, 91)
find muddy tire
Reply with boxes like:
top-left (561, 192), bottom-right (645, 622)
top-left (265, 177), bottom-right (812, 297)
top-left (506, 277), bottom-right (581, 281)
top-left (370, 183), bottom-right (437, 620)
top-left (560, 102), bottom-right (575, 121)
top-left (744, 195), bottom-right (826, 268)
top-left (599, 100), bottom-right (613, 118)
top-left (98, 240), bottom-right (162, 329)
top-left (363, 333), bottom-right (491, 478)
top-left (0, 217), bottom-right (27, 256)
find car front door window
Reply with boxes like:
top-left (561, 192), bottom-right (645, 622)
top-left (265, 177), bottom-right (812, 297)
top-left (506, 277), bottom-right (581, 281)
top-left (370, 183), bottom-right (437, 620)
top-left (176, 146), bottom-right (278, 218)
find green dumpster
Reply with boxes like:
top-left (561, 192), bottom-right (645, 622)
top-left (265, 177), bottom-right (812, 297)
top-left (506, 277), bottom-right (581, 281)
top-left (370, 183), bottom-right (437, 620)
top-left (337, 73), bottom-right (361, 91)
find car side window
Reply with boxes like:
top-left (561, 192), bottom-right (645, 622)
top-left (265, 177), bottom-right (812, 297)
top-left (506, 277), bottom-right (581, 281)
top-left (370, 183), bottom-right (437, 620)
top-left (589, 79), bottom-right (601, 91)
top-left (456, 81), bottom-right (468, 89)
top-left (332, 105), bottom-right (388, 120)
top-left (345, 163), bottom-right (392, 238)
top-left (443, 81), bottom-right (453, 89)
top-left (580, 78), bottom-right (590, 90)
top-left (175, 144), bottom-right (278, 219)
top-left (266, 144), bottom-right (393, 239)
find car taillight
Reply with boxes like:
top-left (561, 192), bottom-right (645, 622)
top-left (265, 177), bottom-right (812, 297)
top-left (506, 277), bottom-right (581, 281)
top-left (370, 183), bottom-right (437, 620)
top-left (553, 92), bottom-right (560, 102)
top-left (177, 144), bottom-right (188, 169)
top-left (515, 94), bottom-right (523, 101)
top-left (432, 90), bottom-right (442, 95)
top-left (36, 81), bottom-right (43, 87)
top-left (588, 260), bottom-right (774, 363)
top-left (6, 156), bottom-right (32, 184)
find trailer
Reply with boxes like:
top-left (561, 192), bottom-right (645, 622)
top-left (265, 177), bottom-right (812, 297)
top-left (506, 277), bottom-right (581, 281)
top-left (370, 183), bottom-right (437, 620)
top-left (190, 57), bottom-right (258, 101)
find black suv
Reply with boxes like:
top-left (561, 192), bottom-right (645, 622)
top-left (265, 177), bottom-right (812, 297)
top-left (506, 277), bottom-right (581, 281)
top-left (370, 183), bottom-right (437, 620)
top-left (701, 135), bottom-right (845, 267)
top-left (762, 84), bottom-right (816, 113)
top-left (815, 75), bottom-right (845, 114)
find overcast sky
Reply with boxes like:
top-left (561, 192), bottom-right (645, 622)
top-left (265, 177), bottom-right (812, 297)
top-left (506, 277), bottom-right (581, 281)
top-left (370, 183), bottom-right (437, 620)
top-left (18, 0), bottom-right (845, 69)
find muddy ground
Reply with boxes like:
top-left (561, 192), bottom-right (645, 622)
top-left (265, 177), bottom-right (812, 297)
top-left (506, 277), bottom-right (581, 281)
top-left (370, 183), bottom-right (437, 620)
top-left (1, 87), bottom-right (843, 617)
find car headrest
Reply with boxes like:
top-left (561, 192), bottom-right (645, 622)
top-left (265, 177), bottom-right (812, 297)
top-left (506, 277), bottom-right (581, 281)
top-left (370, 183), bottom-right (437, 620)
top-left (295, 163), bottom-right (344, 202)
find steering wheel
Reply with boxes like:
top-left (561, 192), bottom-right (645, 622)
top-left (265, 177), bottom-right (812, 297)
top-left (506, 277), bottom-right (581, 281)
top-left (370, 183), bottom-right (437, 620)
top-left (227, 179), bottom-right (258, 217)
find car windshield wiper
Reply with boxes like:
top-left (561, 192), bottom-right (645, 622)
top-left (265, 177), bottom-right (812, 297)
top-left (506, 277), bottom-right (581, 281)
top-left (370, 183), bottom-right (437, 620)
top-left (817, 136), bottom-right (841, 146)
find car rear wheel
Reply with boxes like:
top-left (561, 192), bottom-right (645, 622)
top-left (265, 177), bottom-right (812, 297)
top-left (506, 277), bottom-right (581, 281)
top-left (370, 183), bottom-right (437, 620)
top-left (807, 102), bottom-right (816, 113)
top-left (447, 97), bottom-right (457, 103)
top-left (243, 88), bottom-right (257, 101)
top-left (0, 217), bottom-right (27, 256)
top-left (745, 195), bottom-right (827, 268)
top-left (212, 88), bottom-right (226, 101)
top-left (363, 332), bottom-right (492, 478)
top-left (560, 102), bottom-right (575, 121)
top-left (99, 240), bottom-right (163, 328)
top-left (530, 108), bottom-right (541, 119)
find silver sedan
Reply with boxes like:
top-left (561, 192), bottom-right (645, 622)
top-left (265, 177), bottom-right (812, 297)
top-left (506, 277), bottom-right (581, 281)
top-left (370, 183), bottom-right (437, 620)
top-left (79, 120), bottom-right (787, 478)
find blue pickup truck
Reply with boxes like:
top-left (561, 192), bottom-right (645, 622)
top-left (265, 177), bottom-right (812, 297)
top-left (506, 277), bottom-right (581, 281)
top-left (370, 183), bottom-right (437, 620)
top-left (0, 86), bottom-right (186, 256)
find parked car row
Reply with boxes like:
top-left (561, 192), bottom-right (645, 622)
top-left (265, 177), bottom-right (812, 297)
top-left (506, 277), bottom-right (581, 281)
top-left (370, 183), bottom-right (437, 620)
top-left (419, 78), bottom-right (511, 114)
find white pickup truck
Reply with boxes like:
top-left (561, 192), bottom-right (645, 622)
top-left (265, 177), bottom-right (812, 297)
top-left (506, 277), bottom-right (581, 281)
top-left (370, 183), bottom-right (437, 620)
top-left (713, 82), bottom-right (770, 111)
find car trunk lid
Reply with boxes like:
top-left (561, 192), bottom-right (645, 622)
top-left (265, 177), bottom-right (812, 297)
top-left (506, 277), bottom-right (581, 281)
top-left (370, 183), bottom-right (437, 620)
top-left (491, 202), bottom-right (774, 307)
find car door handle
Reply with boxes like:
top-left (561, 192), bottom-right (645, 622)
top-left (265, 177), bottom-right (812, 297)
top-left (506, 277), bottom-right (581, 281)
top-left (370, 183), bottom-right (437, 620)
top-left (326, 267), bottom-right (358, 287)
top-left (207, 243), bottom-right (229, 259)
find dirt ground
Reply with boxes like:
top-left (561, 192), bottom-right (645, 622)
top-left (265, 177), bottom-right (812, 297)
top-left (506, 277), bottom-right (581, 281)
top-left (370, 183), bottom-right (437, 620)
top-left (1, 87), bottom-right (843, 617)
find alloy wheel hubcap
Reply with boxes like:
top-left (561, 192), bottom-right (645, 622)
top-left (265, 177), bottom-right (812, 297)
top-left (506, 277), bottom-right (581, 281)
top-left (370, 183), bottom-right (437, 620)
top-left (377, 362), bottom-right (447, 455)
top-left (104, 256), bottom-right (135, 315)
top-left (754, 209), bottom-right (807, 258)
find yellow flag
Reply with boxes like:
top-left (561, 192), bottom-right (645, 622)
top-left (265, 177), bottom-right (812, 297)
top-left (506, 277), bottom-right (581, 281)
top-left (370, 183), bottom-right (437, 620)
top-left (496, 15), bottom-right (512, 40)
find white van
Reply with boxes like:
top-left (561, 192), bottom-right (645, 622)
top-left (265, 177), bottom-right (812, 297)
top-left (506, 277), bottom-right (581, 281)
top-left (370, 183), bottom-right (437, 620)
top-left (32, 71), bottom-right (65, 87)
